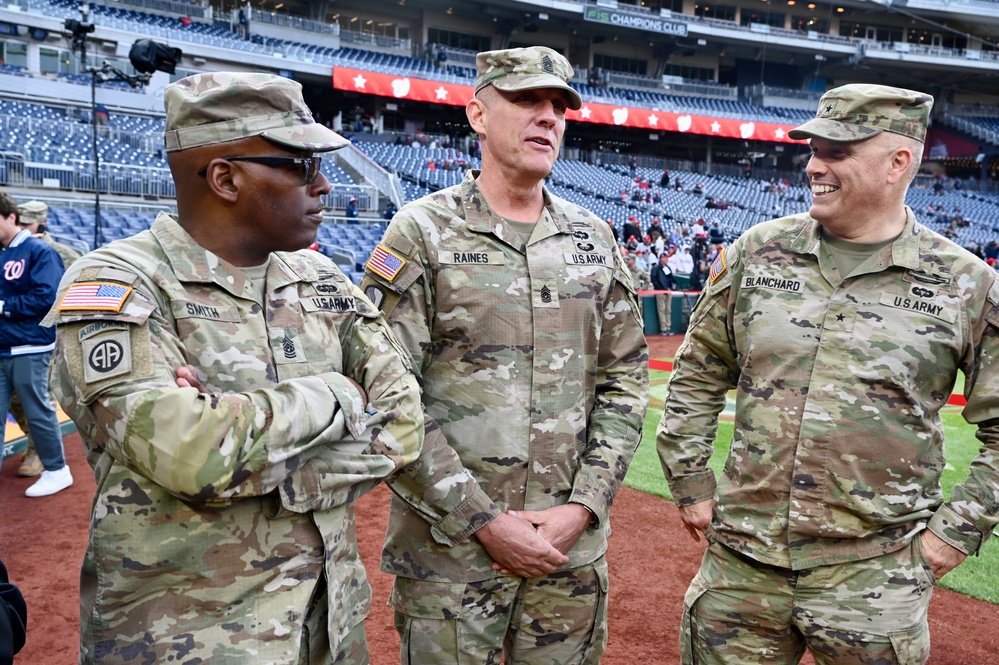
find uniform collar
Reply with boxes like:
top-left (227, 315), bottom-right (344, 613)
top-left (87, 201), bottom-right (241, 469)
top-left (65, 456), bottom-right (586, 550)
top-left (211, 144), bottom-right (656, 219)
top-left (789, 206), bottom-right (922, 271)
top-left (458, 169), bottom-right (573, 246)
top-left (150, 212), bottom-right (312, 298)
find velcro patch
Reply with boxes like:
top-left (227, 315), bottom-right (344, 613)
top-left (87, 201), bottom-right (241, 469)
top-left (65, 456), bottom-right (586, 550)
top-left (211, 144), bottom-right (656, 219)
top-left (302, 295), bottom-right (357, 313)
top-left (564, 252), bottom-right (611, 267)
top-left (59, 282), bottom-right (132, 312)
top-left (438, 250), bottom-right (506, 265)
top-left (82, 329), bottom-right (132, 384)
top-left (709, 248), bottom-right (727, 284)
top-left (366, 244), bottom-right (407, 283)
top-left (78, 320), bottom-right (129, 342)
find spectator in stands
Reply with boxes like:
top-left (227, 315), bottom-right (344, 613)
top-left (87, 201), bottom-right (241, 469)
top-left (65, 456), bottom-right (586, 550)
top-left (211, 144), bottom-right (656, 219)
top-left (708, 219), bottom-right (725, 244)
top-left (606, 217), bottom-right (618, 241)
top-left (346, 195), bottom-right (359, 218)
top-left (984, 240), bottom-right (999, 262)
top-left (691, 217), bottom-right (705, 237)
top-left (669, 243), bottom-right (694, 278)
top-left (650, 251), bottom-right (675, 335)
top-left (237, 6), bottom-right (248, 39)
top-left (0, 191), bottom-right (71, 498)
top-left (659, 84), bottom-right (999, 664)
top-left (9, 200), bottom-right (81, 478)
top-left (659, 168), bottom-right (670, 188)
top-left (383, 200), bottom-right (398, 220)
top-left (623, 215), bottom-right (641, 243)
top-left (45, 72), bottom-right (423, 664)
top-left (361, 45), bottom-right (648, 665)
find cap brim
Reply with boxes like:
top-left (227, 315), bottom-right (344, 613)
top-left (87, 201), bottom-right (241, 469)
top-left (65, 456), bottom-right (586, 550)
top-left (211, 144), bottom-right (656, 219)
top-left (787, 118), bottom-right (883, 142)
top-left (261, 123), bottom-right (351, 152)
top-left (490, 75), bottom-right (583, 110)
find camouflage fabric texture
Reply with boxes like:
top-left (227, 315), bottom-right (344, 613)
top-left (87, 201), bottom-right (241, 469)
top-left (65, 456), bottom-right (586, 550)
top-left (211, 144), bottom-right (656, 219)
top-left (474, 46), bottom-right (582, 110)
top-left (16, 200), bottom-right (47, 222)
top-left (44, 212), bottom-right (424, 664)
top-left (392, 557), bottom-right (609, 665)
top-left (682, 538), bottom-right (934, 664)
top-left (627, 263), bottom-right (651, 291)
top-left (163, 72), bottom-right (349, 153)
top-left (788, 83), bottom-right (933, 143)
top-left (362, 169), bottom-right (648, 584)
top-left (658, 207), bottom-right (999, 571)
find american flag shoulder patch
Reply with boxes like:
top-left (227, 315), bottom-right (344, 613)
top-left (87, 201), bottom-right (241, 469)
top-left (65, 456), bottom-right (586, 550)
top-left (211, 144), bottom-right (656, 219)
top-left (709, 248), bottom-right (727, 285)
top-left (58, 282), bottom-right (133, 312)
top-left (366, 243), bottom-right (407, 283)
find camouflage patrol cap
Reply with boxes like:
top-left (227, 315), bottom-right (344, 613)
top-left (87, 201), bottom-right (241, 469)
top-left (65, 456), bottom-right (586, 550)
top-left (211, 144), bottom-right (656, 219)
top-left (163, 72), bottom-right (349, 153)
top-left (16, 200), bottom-right (47, 222)
top-left (475, 46), bottom-right (582, 110)
top-left (788, 83), bottom-right (933, 143)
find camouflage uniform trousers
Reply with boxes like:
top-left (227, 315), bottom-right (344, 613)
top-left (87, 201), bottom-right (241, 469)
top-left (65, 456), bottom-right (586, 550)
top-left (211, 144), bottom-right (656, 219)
top-left (300, 576), bottom-right (370, 665)
top-left (391, 557), bottom-right (609, 665)
top-left (681, 537), bottom-right (935, 665)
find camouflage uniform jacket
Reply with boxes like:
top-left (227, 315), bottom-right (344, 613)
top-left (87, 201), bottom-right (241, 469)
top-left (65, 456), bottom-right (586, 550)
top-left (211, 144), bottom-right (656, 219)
top-left (629, 264), bottom-right (651, 291)
top-left (658, 208), bottom-right (999, 570)
top-left (44, 213), bottom-right (423, 663)
top-left (362, 169), bottom-right (649, 582)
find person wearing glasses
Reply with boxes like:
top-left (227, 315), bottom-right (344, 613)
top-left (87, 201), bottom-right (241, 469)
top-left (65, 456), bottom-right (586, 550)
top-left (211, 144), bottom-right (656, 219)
top-left (44, 72), bottom-right (425, 664)
top-left (361, 47), bottom-right (648, 664)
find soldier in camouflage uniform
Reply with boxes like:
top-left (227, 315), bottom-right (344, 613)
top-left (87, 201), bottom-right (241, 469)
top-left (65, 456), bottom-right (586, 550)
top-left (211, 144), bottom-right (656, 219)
top-left (12, 200), bottom-right (81, 477)
top-left (361, 47), bottom-right (649, 664)
top-left (625, 252), bottom-right (651, 291)
top-left (658, 84), bottom-right (999, 664)
top-left (43, 72), bottom-right (424, 664)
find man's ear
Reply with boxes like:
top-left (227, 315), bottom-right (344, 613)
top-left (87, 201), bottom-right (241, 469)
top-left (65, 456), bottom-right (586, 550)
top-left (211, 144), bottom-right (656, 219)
top-left (887, 145), bottom-right (914, 186)
top-left (466, 97), bottom-right (487, 136)
top-left (203, 158), bottom-right (239, 203)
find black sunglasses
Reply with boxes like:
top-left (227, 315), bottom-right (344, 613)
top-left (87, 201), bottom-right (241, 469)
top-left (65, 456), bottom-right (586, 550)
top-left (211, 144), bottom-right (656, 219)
top-left (198, 156), bottom-right (323, 185)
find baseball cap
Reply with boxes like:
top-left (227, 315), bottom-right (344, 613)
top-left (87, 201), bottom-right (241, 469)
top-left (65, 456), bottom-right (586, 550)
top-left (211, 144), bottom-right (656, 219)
top-left (788, 83), bottom-right (933, 143)
top-left (163, 72), bottom-right (350, 153)
top-left (17, 200), bottom-right (47, 222)
top-left (474, 46), bottom-right (582, 111)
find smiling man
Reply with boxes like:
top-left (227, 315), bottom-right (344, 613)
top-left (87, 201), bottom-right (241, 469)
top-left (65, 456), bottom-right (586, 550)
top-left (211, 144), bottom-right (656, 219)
top-left (658, 84), bottom-right (999, 664)
top-left (44, 72), bottom-right (424, 664)
top-left (361, 46), bottom-right (648, 664)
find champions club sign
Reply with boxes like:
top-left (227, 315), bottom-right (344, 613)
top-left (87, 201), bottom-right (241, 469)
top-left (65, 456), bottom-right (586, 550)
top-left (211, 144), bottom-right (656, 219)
top-left (583, 7), bottom-right (688, 38)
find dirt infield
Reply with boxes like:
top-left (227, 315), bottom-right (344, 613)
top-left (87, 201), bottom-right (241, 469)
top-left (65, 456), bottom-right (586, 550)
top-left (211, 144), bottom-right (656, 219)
top-left (2, 334), bottom-right (997, 663)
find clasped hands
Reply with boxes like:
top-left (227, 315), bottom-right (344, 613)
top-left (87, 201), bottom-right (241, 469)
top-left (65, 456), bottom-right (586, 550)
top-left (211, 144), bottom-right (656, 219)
top-left (475, 503), bottom-right (592, 578)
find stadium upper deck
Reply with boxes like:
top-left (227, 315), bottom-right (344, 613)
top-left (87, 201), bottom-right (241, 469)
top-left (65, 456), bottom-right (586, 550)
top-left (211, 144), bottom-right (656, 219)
top-left (0, 0), bottom-right (995, 213)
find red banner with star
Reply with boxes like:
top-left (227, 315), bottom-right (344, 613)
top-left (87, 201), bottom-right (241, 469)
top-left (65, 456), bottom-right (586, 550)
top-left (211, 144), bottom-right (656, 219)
top-left (332, 66), bottom-right (806, 144)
